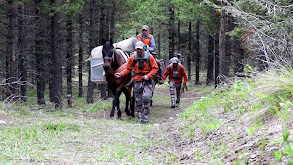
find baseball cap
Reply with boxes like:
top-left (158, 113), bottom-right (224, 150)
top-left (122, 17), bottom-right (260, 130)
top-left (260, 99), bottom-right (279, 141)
top-left (135, 41), bottom-right (144, 49)
top-left (142, 25), bottom-right (149, 31)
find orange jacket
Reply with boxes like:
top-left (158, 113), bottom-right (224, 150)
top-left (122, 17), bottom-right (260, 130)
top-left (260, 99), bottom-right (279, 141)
top-left (137, 34), bottom-right (153, 46)
top-left (163, 64), bottom-right (187, 85)
top-left (121, 53), bottom-right (159, 81)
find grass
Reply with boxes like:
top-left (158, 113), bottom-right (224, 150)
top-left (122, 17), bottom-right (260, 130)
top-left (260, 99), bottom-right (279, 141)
top-left (2, 67), bottom-right (293, 164)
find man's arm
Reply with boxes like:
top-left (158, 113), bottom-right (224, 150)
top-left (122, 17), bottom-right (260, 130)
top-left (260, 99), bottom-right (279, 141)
top-left (163, 65), bottom-right (170, 81)
top-left (149, 37), bottom-right (156, 52)
top-left (146, 55), bottom-right (159, 79)
top-left (181, 65), bottom-right (188, 85)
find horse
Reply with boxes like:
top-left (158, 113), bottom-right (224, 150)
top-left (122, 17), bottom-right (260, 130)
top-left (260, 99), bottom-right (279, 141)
top-left (102, 39), bottom-right (134, 118)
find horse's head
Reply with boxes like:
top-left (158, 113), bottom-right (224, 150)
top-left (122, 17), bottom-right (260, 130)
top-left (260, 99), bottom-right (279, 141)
top-left (102, 39), bottom-right (114, 72)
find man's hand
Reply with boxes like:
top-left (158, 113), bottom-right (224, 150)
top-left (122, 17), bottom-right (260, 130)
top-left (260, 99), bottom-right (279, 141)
top-left (143, 75), bottom-right (149, 81)
top-left (183, 84), bottom-right (186, 89)
top-left (114, 72), bottom-right (123, 78)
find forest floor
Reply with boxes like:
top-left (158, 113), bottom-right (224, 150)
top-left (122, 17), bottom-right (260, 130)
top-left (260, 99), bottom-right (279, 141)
top-left (0, 82), bottom-right (289, 164)
top-left (0, 83), bottom-right (204, 165)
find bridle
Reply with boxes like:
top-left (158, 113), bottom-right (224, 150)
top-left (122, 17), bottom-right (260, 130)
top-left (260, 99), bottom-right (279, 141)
top-left (103, 48), bottom-right (119, 75)
top-left (103, 48), bottom-right (115, 62)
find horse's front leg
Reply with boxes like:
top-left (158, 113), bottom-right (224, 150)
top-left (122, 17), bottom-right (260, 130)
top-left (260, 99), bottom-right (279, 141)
top-left (123, 87), bottom-right (132, 117)
top-left (110, 90), bottom-right (122, 118)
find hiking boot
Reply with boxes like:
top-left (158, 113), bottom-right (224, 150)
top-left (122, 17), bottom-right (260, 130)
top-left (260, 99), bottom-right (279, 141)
top-left (176, 100), bottom-right (180, 107)
top-left (171, 104), bottom-right (175, 108)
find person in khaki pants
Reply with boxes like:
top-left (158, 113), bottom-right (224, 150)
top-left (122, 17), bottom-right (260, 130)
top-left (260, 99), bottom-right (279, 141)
top-left (115, 41), bottom-right (158, 124)
top-left (163, 57), bottom-right (187, 108)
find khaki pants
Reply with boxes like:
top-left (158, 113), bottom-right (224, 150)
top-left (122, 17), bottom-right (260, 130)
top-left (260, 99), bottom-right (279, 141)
top-left (134, 81), bottom-right (153, 123)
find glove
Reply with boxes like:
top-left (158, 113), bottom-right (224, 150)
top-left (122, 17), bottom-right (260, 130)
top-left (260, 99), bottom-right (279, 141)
top-left (114, 72), bottom-right (123, 78)
top-left (143, 75), bottom-right (149, 81)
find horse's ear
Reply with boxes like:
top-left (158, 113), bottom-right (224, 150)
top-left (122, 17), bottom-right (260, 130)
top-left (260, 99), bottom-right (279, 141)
top-left (102, 38), bottom-right (106, 45)
top-left (110, 38), bottom-right (114, 45)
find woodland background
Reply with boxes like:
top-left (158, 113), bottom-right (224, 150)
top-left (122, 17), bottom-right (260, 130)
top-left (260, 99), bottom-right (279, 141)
top-left (0, 0), bottom-right (292, 109)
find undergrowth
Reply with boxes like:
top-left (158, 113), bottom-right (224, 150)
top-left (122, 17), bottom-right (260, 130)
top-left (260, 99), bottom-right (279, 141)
top-left (179, 67), bottom-right (293, 163)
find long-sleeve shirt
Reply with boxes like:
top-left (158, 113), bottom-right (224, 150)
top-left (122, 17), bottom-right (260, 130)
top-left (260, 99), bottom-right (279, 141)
top-left (121, 53), bottom-right (159, 81)
top-left (163, 64), bottom-right (187, 85)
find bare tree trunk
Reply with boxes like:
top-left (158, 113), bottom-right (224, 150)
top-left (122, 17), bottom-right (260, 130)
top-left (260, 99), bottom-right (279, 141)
top-left (110, 0), bottom-right (115, 41)
top-left (35, 0), bottom-right (45, 105)
top-left (206, 34), bottom-right (214, 85)
top-left (187, 22), bottom-right (192, 80)
top-left (18, 3), bottom-right (27, 102)
top-left (195, 20), bottom-right (200, 85)
top-left (219, 2), bottom-right (229, 76)
top-left (87, 0), bottom-right (96, 104)
top-left (66, 17), bottom-right (73, 96)
top-left (177, 20), bottom-right (180, 52)
top-left (168, 7), bottom-right (175, 59)
top-left (78, 14), bottom-right (83, 97)
top-left (99, 0), bottom-right (107, 100)
top-left (214, 33), bottom-right (220, 87)
top-left (51, 0), bottom-right (62, 108)
top-left (9, 0), bottom-right (19, 100)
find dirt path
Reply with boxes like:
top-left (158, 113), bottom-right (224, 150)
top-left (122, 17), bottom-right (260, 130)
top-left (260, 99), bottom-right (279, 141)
top-left (90, 84), bottom-right (201, 123)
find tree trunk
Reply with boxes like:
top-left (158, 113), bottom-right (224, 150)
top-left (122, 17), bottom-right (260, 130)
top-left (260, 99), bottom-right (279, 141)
top-left (66, 17), bottom-right (73, 96)
top-left (78, 14), bottom-right (83, 97)
top-left (168, 7), bottom-right (175, 59)
top-left (214, 33), bottom-right (220, 87)
top-left (110, 0), bottom-right (115, 41)
top-left (206, 34), bottom-right (214, 85)
top-left (9, 0), bottom-right (19, 100)
top-left (195, 20), bottom-right (200, 85)
top-left (51, 0), bottom-right (62, 108)
top-left (158, 33), bottom-right (161, 58)
top-left (87, 0), bottom-right (96, 104)
top-left (177, 20), bottom-right (180, 52)
top-left (18, 3), bottom-right (27, 102)
top-left (187, 22), bottom-right (192, 80)
top-left (99, 0), bottom-right (107, 100)
top-left (35, 0), bottom-right (45, 105)
top-left (219, 2), bottom-right (229, 76)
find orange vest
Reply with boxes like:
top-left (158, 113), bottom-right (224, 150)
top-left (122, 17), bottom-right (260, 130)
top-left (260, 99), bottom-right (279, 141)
top-left (137, 34), bottom-right (153, 46)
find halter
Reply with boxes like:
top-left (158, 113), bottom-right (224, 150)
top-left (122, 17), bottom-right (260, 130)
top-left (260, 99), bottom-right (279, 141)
top-left (103, 48), bottom-right (115, 62)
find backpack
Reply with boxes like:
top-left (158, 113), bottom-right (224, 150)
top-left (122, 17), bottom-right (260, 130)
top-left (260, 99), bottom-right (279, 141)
top-left (169, 64), bottom-right (182, 79)
top-left (132, 51), bottom-right (151, 76)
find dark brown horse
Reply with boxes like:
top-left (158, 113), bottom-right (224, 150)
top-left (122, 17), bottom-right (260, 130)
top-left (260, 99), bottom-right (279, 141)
top-left (102, 39), bottom-right (134, 118)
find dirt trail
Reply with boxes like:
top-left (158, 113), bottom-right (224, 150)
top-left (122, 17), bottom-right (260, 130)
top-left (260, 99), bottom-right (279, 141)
top-left (91, 85), bottom-right (201, 123)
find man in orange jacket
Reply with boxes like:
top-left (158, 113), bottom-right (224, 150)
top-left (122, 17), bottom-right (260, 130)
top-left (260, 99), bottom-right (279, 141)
top-left (137, 25), bottom-right (156, 52)
top-left (163, 57), bottom-right (187, 108)
top-left (115, 41), bottom-right (159, 123)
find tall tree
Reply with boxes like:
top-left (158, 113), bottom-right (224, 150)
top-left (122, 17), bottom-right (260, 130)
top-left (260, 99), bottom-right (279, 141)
top-left (187, 22), bottom-right (192, 80)
top-left (78, 13), bottom-right (83, 97)
top-left (66, 17), bottom-right (73, 96)
top-left (35, 0), bottom-right (46, 105)
top-left (219, 1), bottom-right (229, 76)
top-left (195, 20), bottom-right (200, 84)
top-left (214, 33), bottom-right (220, 87)
top-left (99, 0), bottom-right (107, 100)
top-left (18, 3), bottom-right (27, 102)
top-left (50, 0), bottom-right (62, 108)
top-left (168, 6), bottom-right (175, 59)
top-left (9, 0), bottom-right (19, 100)
top-left (206, 34), bottom-right (214, 85)
top-left (87, 0), bottom-right (97, 104)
